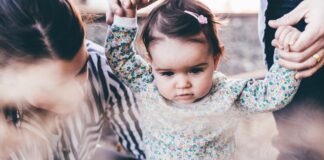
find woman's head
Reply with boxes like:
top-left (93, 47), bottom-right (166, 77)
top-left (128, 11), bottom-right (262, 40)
top-left (139, 0), bottom-right (223, 104)
top-left (0, 0), bottom-right (85, 65)
top-left (0, 0), bottom-right (88, 113)
top-left (0, 0), bottom-right (88, 78)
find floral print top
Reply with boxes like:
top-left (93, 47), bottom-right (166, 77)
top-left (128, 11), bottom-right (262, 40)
top-left (105, 20), bottom-right (300, 160)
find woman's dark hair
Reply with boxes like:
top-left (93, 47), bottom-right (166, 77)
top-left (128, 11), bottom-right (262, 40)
top-left (139, 0), bottom-right (223, 59)
top-left (0, 0), bottom-right (84, 124)
top-left (0, 0), bottom-right (85, 65)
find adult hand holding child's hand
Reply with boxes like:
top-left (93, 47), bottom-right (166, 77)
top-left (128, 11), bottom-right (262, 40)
top-left (269, 0), bottom-right (324, 79)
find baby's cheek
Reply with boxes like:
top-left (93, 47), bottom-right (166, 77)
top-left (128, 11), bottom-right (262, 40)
top-left (195, 77), bottom-right (213, 96)
top-left (155, 79), bottom-right (174, 97)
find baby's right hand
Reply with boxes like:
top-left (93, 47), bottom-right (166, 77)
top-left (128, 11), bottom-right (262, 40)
top-left (273, 26), bottom-right (301, 51)
top-left (107, 0), bottom-right (152, 24)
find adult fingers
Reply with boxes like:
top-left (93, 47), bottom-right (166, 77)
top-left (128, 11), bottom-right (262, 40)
top-left (278, 49), bottom-right (323, 71)
top-left (278, 37), bottom-right (324, 63)
top-left (268, 1), bottom-right (307, 28)
top-left (278, 57), bottom-right (316, 71)
top-left (295, 56), bottom-right (323, 79)
top-left (291, 23), bottom-right (322, 52)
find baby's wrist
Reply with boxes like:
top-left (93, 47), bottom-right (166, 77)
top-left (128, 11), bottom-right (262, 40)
top-left (113, 15), bottom-right (137, 28)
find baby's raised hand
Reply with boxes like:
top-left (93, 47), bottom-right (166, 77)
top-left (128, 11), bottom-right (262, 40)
top-left (107, 0), bottom-right (153, 24)
top-left (273, 26), bottom-right (301, 51)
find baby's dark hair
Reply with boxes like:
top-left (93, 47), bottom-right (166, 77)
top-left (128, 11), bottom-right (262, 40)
top-left (139, 0), bottom-right (223, 59)
top-left (0, 0), bottom-right (84, 65)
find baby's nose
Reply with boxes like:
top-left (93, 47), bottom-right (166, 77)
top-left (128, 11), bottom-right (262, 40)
top-left (175, 75), bottom-right (191, 89)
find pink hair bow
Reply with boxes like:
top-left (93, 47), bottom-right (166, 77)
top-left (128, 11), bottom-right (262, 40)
top-left (184, 10), bottom-right (208, 24)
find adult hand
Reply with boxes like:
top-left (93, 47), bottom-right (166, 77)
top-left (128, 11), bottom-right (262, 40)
top-left (106, 0), bottom-right (153, 24)
top-left (268, 0), bottom-right (324, 78)
top-left (275, 47), bottom-right (323, 79)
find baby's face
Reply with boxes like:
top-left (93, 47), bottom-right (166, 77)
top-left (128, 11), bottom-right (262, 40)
top-left (149, 33), bottom-right (219, 104)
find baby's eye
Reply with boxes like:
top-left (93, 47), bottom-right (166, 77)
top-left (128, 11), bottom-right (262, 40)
top-left (190, 68), bottom-right (203, 74)
top-left (161, 71), bottom-right (174, 77)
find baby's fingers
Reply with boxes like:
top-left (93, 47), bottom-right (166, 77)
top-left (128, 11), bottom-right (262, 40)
top-left (112, 0), bottom-right (124, 16)
top-left (106, 0), bottom-right (123, 24)
top-left (278, 26), bottom-right (294, 51)
top-left (272, 39), bottom-right (280, 48)
top-left (288, 30), bottom-right (300, 46)
top-left (120, 0), bottom-right (136, 17)
top-left (284, 28), bottom-right (301, 51)
top-left (122, 0), bottom-right (134, 9)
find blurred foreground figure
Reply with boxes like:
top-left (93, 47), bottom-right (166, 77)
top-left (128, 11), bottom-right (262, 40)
top-left (0, 0), bottom-right (145, 159)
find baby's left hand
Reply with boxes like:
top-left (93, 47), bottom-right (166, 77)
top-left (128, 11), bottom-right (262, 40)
top-left (272, 26), bottom-right (301, 52)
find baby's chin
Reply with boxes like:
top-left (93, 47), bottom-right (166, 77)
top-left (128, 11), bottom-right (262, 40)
top-left (174, 94), bottom-right (210, 105)
top-left (173, 96), bottom-right (204, 105)
top-left (162, 95), bottom-right (196, 105)
top-left (173, 99), bottom-right (196, 105)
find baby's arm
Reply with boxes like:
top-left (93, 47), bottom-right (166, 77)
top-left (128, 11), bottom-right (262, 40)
top-left (105, 15), bottom-right (153, 93)
top-left (232, 53), bottom-right (301, 113)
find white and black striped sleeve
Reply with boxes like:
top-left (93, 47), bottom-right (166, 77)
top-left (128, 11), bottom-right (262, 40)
top-left (86, 40), bottom-right (146, 159)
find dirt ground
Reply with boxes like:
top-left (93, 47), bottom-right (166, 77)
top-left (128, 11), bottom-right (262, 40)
top-left (235, 113), bottom-right (279, 160)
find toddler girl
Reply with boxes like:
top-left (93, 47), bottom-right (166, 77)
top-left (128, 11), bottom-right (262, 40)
top-left (106, 0), bottom-right (301, 159)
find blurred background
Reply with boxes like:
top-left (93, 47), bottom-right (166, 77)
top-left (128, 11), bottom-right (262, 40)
top-left (75, 0), bottom-right (277, 160)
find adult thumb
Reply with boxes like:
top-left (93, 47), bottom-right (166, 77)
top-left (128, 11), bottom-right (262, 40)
top-left (268, 1), bottom-right (307, 28)
top-left (291, 23), bottom-right (321, 51)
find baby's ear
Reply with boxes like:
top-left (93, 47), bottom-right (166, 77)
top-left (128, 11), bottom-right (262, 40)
top-left (142, 52), bottom-right (152, 64)
top-left (220, 45), bottom-right (225, 54)
top-left (213, 55), bottom-right (221, 70)
top-left (213, 45), bottom-right (224, 70)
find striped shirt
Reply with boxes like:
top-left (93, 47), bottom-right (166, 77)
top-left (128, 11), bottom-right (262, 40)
top-left (7, 40), bottom-right (146, 160)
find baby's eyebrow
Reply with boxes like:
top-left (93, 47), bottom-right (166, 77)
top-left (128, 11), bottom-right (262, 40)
top-left (191, 63), bottom-right (208, 68)
top-left (155, 68), bottom-right (172, 72)
top-left (155, 63), bottom-right (208, 71)
top-left (185, 37), bottom-right (207, 44)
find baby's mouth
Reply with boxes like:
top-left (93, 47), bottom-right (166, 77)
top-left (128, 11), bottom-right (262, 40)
top-left (176, 93), bottom-right (194, 100)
